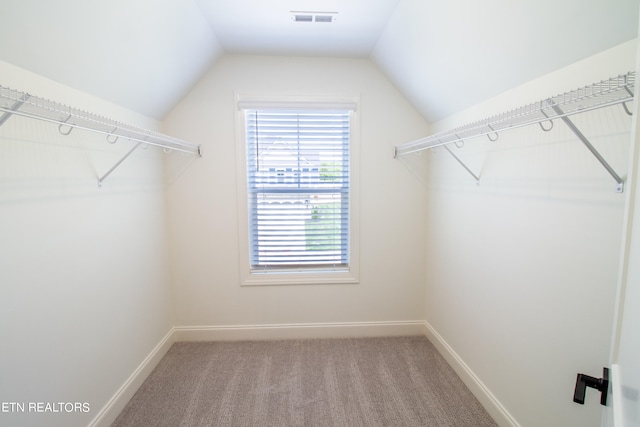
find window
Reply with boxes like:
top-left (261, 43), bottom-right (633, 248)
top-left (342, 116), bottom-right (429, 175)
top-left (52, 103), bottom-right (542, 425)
top-left (237, 98), bottom-right (359, 285)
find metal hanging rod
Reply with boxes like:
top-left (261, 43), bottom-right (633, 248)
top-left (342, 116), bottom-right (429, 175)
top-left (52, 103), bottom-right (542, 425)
top-left (394, 72), bottom-right (635, 192)
top-left (0, 84), bottom-right (202, 187)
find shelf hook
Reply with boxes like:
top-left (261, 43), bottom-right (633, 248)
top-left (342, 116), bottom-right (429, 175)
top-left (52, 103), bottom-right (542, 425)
top-left (106, 127), bottom-right (119, 144)
top-left (487, 125), bottom-right (499, 142)
top-left (58, 114), bottom-right (73, 136)
top-left (622, 102), bottom-right (633, 116)
top-left (538, 110), bottom-right (554, 132)
top-left (454, 134), bottom-right (464, 148)
top-left (539, 121), bottom-right (554, 131)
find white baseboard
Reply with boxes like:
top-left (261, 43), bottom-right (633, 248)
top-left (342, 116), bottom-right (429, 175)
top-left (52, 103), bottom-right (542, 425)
top-left (90, 321), bottom-right (515, 427)
top-left (89, 320), bottom-right (423, 426)
top-left (88, 328), bottom-right (175, 427)
top-left (423, 321), bottom-right (520, 427)
top-left (174, 320), bottom-right (427, 341)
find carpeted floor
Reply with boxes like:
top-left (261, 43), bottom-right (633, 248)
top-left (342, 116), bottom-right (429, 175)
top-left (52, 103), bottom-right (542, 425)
top-left (112, 336), bottom-right (497, 426)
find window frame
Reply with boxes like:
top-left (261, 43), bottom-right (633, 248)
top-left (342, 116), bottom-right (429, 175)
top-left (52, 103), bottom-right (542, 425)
top-left (235, 94), bottom-right (360, 286)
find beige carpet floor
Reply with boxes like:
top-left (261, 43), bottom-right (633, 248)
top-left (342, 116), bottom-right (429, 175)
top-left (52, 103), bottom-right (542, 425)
top-left (112, 336), bottom-right (498, 426)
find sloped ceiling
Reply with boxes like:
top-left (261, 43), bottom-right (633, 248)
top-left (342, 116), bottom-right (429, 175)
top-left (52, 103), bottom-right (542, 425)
top-left (0, 0), bottom-right (637, 122)
top-left (372, 0), bottom-right (640, 122)
top-left (0, 0), bottom-right (223, 119)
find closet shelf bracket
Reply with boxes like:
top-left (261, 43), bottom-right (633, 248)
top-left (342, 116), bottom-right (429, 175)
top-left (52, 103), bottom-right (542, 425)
top-left (444, 145), bottom-right (480, 183)
top-left (0, 93), bottom-right (30, 127)
top-left (0, 84), bottom-right (202, 188)
top-left (98, 142), bottom-right (143, 188)
top-left (549, 102), bottom-right (624, 193)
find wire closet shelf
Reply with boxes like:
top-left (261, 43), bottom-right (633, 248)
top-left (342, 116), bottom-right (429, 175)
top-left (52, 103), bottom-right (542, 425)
top-left (394, 71), bottom-right (636, 157)
top-left (0, 84), bottom-right (202, 187)
top-left (0, 85), bottom-right (201, 155)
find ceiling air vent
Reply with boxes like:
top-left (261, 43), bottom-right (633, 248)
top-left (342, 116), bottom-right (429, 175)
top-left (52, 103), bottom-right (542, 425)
top-left (291, 11), bottom-right (337, 23)
top-left (293, 14), bottom-right (313, 22)
top-left (314, 15), bottom-right (334, 23)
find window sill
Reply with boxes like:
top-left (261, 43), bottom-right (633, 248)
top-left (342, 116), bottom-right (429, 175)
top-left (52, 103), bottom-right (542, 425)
top-left (241, 269), bottom-right (359, 286)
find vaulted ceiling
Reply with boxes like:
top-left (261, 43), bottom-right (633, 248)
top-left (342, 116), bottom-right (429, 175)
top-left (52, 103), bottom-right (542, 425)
top-left (0, 0), bottom-right (637, 122)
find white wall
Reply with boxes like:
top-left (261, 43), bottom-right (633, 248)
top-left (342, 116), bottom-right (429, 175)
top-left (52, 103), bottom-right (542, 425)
top-left (0, 61), bottom-right (175, 427)
top-left (422, 40), bottom-right (637, 427)
top-left (163, 55), bottom-right (429, 330)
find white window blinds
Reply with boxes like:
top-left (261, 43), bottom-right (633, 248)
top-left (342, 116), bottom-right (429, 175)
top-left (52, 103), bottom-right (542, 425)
top-left (244, 109), bottom-right (351, 272)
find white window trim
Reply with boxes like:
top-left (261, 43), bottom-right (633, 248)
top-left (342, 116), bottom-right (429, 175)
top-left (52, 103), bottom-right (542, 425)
top-left (235, 93), bottom-right (360, 286)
